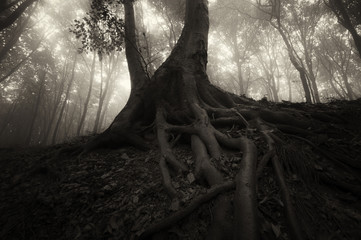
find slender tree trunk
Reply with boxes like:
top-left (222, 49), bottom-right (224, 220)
top-left (305, 65), bottom-right (320, 103)
top-left (0, 98), bottom-right (19, 137)
top-left (52, 54), bottom-right (77, 144)
top-left (329, 0), bottom-right (361, 58)
top-left (271, 78), bottom-right (279, 102)
top-left (93, 54), bottom-right (116, 133)
top-left (287, 77), bottom-right (292, 101)
top-left (0, 40), bottom-right (40, 83)
top-left (341, 71), bottom-right (354, 100)
top-left (271, 23), bottom-right (313, 103)
top-left (25, 70), bottom-right (46, 145)
top-left (231, 30), bottom-right (245, 95)
top-left (43, 57), bottom-right (70, 144)
top-left (77, 53), bottom-right (96, 136)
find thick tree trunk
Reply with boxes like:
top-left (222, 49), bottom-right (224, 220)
top-left (80, 1), bottom-right (329, 239)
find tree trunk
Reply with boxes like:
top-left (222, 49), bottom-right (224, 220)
top-left (42, 57), bottom-right (70, 144)
top-left (80, 1), bottom-right (325, 239)
top-left (93, 54), bottom-right (116, 133)
top-left (271, 23), bottom-right (313, 103)
top-left (329, 0), bottom-right (361, 59)
top-left (340, 70), bottom-right (354, 100)
top-left (25, 70), bottom-right (46, 145)
top-left (231, 29), bottom-right (245, 95)
top-left (52, 54), bottom-right (77, 144)
top-left (76, 52), bottom-right (96, 136)
top-left (0, 0), bottom-right (37, 31)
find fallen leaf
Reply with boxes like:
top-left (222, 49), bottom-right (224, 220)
top-left (169, 199), bottom-right (180, 211)
top-left (187, 173), bottom-right (195, 184)
top-left (109, 216), bottom-right (118, 229)
top-left (271, 224), bottom-right (281, 238)
top-left (121, 153), bottom-right (130, 160)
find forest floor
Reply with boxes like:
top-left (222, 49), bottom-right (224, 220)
top-left (1, 99), bottom-right (361, 240)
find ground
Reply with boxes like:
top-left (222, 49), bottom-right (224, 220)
top-left (1, 99), bottom-right (361, 240)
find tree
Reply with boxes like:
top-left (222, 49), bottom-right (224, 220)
top-left (76, 52), bottom-right (96, 136)
top-left (249, 0), bottom-right (323, 103)
top-left (1, 0), bottom-right (359, 238)
top-left (51, 53), bottom-right (78, 144)
top-left (0, 0), bottom-right (37, 31)
top-left (66, 0), bottom-right (361, 239)
top-left (325, 0), bottom-right (361, 58)
top-left (25, 69), bottom-right (46, 145)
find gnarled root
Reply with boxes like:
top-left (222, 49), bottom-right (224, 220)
top-left (257, 119), bottom-right (304, 240)
top-left (138, 181), bottom-right (235, 240)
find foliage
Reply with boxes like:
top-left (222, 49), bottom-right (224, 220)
top-left (326, 0), bottom-right (361, 26)
top-left (69, 0), bottom-right (125, 58)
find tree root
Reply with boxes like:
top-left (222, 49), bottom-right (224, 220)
top-left (77, 76), bottom-right (360, 240)
top-left (257, 119), bottom-right (305, 240)
top-left (233, 137), bottom-right (259, 240)
top-left (138, 181), bottom-right (235, 240)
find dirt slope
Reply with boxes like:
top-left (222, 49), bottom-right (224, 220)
top-left (1, 99), bottom-right (361, 240)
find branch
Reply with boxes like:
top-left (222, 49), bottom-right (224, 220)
top-left (0, 0), bottom-right (37, 31)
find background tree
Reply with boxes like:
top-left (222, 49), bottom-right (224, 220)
top-left (325, 0), bottom-right (361, 58)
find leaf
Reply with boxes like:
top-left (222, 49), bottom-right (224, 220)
top-left (169, 199), bottom-right (180, 211)
top-left (187, 173), bottom-right (195, 184)
top-left (121, 153), bottom-right (130, 160)
top-left (109, 216), bottom-right (118, 230)
top-left (74, 226), bottom-right (82, 239)
top-left (271, 224), bottom-right (281, 238)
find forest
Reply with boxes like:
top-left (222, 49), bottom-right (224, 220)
top-left (1, 0), bottom-right (361, 239)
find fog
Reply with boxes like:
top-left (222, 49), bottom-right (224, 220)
top-left (1, 0), bottom-right (360, 147)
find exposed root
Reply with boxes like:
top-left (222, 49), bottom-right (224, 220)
top-left (138, 181), bottom-right (235, 240)
top-left (233, 137), bottom-right (259, 240)
top-left (257, 119), bottom-right (305, 240)
top-left (256, 150), bottom-right (275, 179)
top-left (191, 135), bottom-right (231, 239)
top-left (76, 71), bottom-right (360, 240)
top-left (156, 108), bottom-right (188, 173)
top-left (212, 128), bottom-right (259, 239)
